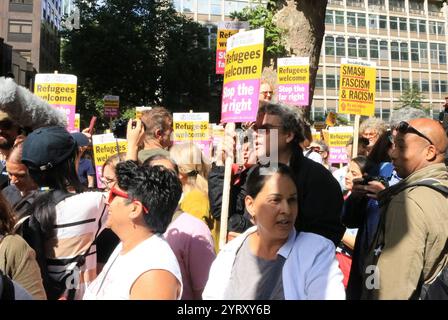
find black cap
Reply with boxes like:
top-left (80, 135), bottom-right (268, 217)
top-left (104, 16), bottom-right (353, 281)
top-left (71, 132), bottom-right (90, 147)
top-left (22, 126), bottom-right (77, 172)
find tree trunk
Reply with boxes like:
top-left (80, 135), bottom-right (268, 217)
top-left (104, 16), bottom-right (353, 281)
top-left (271, 0), bottom-right (328, 120)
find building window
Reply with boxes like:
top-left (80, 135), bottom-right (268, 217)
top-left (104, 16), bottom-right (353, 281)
top-left (379, 15), bottom-right (387, 29)
top-left (381, 77), bottom-right (390, 91)
top-left (358, 13), bottom-right (366, 27)
top-left (391, 41), bottom-right (399, 60)
top-left (347, 12), bottom-right (356, 27)
top-left (336, 37), bottom-right (345, 56)
top-left (348, 38), bottom-right (357, 58)
top-left (399, 18), bottom-right (407, 31)
top-left (369, 14), bottom-right (378, 29)
top-left (316, 74), bottom-right (324, 88)
top-left (441, 80), bottom-right (447, 93)
top-left (411, 42), bottom-right (419, 61)
top-left (325, 36), bottom-right (335, 55)
top-left (335, 11), bottom-right (344, 25)
top-left (429, 21), bottom-right (437, 35)
top-left (198, 0), bottom-right (209, 14)
top-left (390, 16), bottom-right (398, 30)
top-left (370, 39), bottom-right (379, 59)
top-left (430, 43), bottom-right (438, 63)
top-left (392, 78), bottom-right (402, 91)
top-left (326, 75), bottom-right (336, 89)
top-left (419, 20), bottom-right (426, 33)
top-left (420, 42), bottom-right (428, 63)
top-left (210, 0), bottom-right (221, 15)
top-left (400, 42), bottom-right (408, 61)
top-left (439, 44), bottom-right (447, 64)
top-left (432, 80), bottom-right (440, 93)
top-left (325, 10), bottom-right (334, 24)
top-left (437, 22), bottom-right (445, 36)
top-left (183, 0), bottom-right (193, 12)
top-left (380, 41), bottom-right (388, 59)
top-left (359, 39), bottom-right (367, 58)
top-left (421, 80), bottom-right (429, 92)
top-left (8, 19), bottom-right (32, 34)
top-left (410, 19), bottom-right (418, 32)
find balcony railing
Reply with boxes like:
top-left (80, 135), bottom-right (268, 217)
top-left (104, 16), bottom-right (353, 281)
top-left (328, 0), bottom-right (343, 6)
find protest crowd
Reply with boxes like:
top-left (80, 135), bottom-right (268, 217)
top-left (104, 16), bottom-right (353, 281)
top-left (1, 56), bottom-right (448, 301)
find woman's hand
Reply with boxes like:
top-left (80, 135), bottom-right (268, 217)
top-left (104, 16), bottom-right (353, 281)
top-left (352, 180), bottom-right (386, 199)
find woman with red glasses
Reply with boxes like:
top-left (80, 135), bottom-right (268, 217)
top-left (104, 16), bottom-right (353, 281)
top-left (84, 161), bottom-right (183, 300)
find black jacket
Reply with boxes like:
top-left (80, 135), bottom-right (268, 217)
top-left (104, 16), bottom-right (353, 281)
top-left (208, 148), bottom-right (345, 246)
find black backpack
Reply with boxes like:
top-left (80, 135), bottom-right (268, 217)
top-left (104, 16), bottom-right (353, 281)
top-left (0, 269), bottom-right (15, 300)
top-left (18, 190), bottom-right (102, 300)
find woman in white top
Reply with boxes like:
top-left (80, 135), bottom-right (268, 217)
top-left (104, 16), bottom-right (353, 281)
top-left (84, 161), bottom-right (183, 300)
top-left (203, 163), bottom-right (345, 300)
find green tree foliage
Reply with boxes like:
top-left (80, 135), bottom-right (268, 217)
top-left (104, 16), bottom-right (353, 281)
top-left (230, 1), bottom-right (287, 63)
top-left (397, 84), bottom-right (428, 113)
top-left (62, 0), bottom-right (214, 129)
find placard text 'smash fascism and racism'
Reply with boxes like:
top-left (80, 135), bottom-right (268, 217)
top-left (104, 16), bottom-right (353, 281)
top-left (277, 57), bottom-right (309, 106)
top-left (34, 74), bottom-right (77, 132)
top-left (216, 21), bottom-right (249, 74)
top-left (328, 126), bottom-right (354, 164)
top-left (92, 134), bottom-right (127, 188)
top-left (173, 112), bottom-right (211, 157)
top-left (338, 58), bottom-right (376, 116)
top-left (221, 28), bottom-right (264, 123)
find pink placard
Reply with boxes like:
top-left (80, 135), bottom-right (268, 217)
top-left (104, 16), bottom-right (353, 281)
top-left (277, 84), bottom-right (309, 106)
top-left (329, 146), bottom-right (349, 164)
top-left (53, 105), bottom-right (76, 132)
top-left (216, 49), bottom-right (226, 74)
top-left (221, 79), bottom-right (260, 123)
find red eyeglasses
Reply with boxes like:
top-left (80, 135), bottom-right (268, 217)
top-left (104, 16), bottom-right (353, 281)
top-left (108, 187), bottom-right (149, 214)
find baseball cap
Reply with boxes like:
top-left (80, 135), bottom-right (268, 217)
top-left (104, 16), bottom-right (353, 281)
top-left (22, 126), bottom-right (77, 172)
top-left (71, 132), bottom-right (90, 147)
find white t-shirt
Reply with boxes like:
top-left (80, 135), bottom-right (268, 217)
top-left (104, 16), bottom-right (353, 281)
top-left (83, 234), bottom-right (182, 300)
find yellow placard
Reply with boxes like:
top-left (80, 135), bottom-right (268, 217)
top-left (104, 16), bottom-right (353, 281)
top-left (322, 129), bottom-right (329, 143)
top-left (329, 132), bottom-right (353, 147)
top-left (34, 83), bottom-right (77, 106)
top-left (74, 113), bottom-right (80, 131)
top-left (338, 63), bottom-right (376, 116)
top-left (217, 29), bottom-right (239, 51)
top-left (325, 112), bottom-right (337, 127)
top-left (173, 121), bottom-right (209, 141)
top-left (93, 141), bottom-right (128, 167)
top-left (223, 44), bottom-right (263, 84)
top-left (278, 65), bottom-right (309, 84)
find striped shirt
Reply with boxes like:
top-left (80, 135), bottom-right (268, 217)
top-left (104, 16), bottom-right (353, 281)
top-left (46, 191), bottom-right (108, 300)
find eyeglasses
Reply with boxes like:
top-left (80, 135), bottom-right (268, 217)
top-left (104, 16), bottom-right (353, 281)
top-left (0, 120), bottom-right (14, 130)
top-left (100, 176), bottom-right (116, 188)
top-left (108, 187), bottom-right (149, 214)
top-left (397, 121), bottom-right (434, 146)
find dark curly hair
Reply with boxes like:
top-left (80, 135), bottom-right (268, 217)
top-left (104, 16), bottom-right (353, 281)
top-left (258, 101), bottom-right (305, 146)
top-left (115, 161), bottom-right (182, 233)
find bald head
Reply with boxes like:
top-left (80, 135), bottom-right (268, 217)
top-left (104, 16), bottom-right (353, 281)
top-left (409, 118), bottom-right (448, 157)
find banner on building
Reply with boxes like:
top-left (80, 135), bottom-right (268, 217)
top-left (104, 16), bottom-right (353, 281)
top-left (92, 133), bottom-right (127, 188)
top-left (216, 21), bottom-right (250, 75)
top-left (34, 73), bottom-right (77, 132)
top-left (221, 28), bottom-right (264, 123)
top-left (338, 58), bottom-right (376, 116)
top-left (104, 95), bottom-right (120, 118)
top-left (328, 126), bottom-right (354, 164)
top-left (277, 57), bottom-right (309, 106)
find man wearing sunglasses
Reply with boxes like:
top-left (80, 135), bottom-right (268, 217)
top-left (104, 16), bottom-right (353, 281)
top-left (361, 118), bottom-right (448, 299)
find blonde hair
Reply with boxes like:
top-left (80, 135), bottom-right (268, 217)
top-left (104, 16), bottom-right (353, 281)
top-left (169, 143), bottom-right (210, 195)
top-left (359, 117), bottom-right (387, 136)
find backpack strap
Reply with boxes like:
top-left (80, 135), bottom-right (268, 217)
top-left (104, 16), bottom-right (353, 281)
top-left (0, 272), bottom-right (15, 300)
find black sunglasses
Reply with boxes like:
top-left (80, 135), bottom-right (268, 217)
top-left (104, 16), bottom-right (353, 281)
top-left (397, 121), bottom-right (434, 145)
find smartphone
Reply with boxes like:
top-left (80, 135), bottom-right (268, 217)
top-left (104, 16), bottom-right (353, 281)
top-left (88, 116), bottom-right (97, 134)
